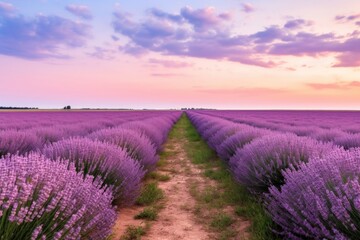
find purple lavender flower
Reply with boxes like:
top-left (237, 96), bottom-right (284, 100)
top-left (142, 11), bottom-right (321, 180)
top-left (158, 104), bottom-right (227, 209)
top-left (0, 130), bottom-right (40, 157)
top-left (120, 121), bottom-right (165, 151)
top-left (201, 119), bottom-right (232, 142)
top-left (89, 127), bottom-right (159, 170)
top-left (217, 126), bottom-right (269, 162)
top-left (42, 137), bottom-right (145, 206)
top-left (265, 148), bottom-right (360, 239)
top-left (229, 133), bottom-right (335, 195)
top-left (334, 133), bottom-right (360, 149)
top-left (0, 153), bottom-right (116, 239)
top-left (310, 128), bottom-right (346, 143)
top-left (207, 123), bottom-right (242, 150)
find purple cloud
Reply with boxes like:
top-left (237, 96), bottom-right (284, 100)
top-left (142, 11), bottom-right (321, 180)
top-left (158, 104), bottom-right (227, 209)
top-left (269, 33), bottom-right (360, 67)
top-left (65, 5), bottom-right (92, 20)
top-left (111, 35), bottom-right (120, 41)
top-left (241, 3), bottom-right (255, 13)
top-left (112, 7), bottom-right (360, 68)
top-left (347, 14), bottom-right (360, 21)
top-left (0, 11), bottom-right (91, 59)
top-left (269, 32), bottom-right (337, 56)
top-left (335, 13), bottom-right (360, 23)
top-left (284, 19), bottom-right (313, 29)
top-left (251, 26), bottom-right (286, 43)
top-left (148, 58), bottom-right (193, 68)
top-left (148, 8), bottom-right (183, 23)
top-left (180, 6), bottom-right (232, 31)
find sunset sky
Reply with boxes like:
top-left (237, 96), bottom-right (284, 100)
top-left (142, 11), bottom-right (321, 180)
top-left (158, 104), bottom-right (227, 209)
top-left (0, 0), bottom-right (359, 109)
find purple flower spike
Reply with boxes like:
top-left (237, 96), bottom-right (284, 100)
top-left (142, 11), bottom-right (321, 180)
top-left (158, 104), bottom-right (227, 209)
top-left (229, 133), bottom-right (335, 195)
top-left (0, 153), bottom-right (116, 239)
top-left (265, 148), bottom-right (360, 239)
top-left (89, 127), bottom-right (158, 171)
top-left (42, 137), bottom-right (145, 206)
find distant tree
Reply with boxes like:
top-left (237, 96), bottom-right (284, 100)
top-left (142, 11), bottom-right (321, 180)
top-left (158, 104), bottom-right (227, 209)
top-left (64, 105), bottom-right (71, 110)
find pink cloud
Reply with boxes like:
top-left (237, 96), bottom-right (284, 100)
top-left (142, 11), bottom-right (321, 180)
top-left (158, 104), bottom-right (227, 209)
top-left (229, 56), bottom-right (279, 68)
top-left (151, 73), bottom-right (185, 77)
top-left (148, 58), bottom-right (193, 68)
top-left (306, 81), bottom-right (360, 90)
top-left (334, 52), bottom-right (360, 67)
top-left (197, 86), bottom-right (288, 95)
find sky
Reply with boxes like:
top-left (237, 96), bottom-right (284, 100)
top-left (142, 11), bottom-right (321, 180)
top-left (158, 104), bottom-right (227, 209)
top-left (0, 0), bottom-right (359, 110)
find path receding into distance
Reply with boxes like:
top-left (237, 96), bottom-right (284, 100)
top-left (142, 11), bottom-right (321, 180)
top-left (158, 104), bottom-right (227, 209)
top-left (113, 115), bottom-right (250, 240)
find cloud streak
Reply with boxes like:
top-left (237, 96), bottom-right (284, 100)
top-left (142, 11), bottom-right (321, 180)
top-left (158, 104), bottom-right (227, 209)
top-left (148, 58), bottom-right (193, 68)
top-left (306, 81), bottom-right (360, 90)
top-left (151, 73), bottom-right (185, 77)
top-left (335, 13), bottom-right (360, 22)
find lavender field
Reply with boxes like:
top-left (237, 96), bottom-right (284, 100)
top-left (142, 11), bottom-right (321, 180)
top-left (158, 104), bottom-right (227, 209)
top-left (188, 110), bottom-right (360, 239)
top-left (1, 110), bottom-right (360, 239)
top-left (0, 110), bottom-right (181, 239)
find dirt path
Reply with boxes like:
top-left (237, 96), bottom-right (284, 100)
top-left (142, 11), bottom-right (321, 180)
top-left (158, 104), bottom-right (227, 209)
top-left (142, 136), bottom-right (210, 240)
top-left (113, 115), bottom-right (250, 240)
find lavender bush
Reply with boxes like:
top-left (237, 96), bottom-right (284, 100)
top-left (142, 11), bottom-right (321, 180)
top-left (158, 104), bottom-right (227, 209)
top-left (120, 121), bottom-right (164, 151)
top-left (265, 148), bottom-right (360, 239)
top-left (310, 128), bottom-right (346, 143)
top-left (32, 126), bottom-right (66, 145)
top-left (201, 121), bottom-right (229, 142)
top-left (89, 128), bottom-right (158, 170)
top-left (0, 130), bottom-right (40, 157)
top-left (334, 133), bottom-right (360, 149)
top-left (207, 124), bottom-right (242, 150)
top-left (42, 137), bottom-right (145, 206)
top-left (217, 126), bottom-right (268, 162)
top-left (229, 133), bottom-right (335, 195)
top-left (0, 153), bottom-right (116, 240)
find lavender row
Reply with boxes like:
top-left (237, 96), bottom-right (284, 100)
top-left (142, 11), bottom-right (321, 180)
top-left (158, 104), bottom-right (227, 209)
top-left (0, 111), bottom-right (174, 131)
top-left (197, 110), bottom-right (360, 149)
top-left (187, 111), bottom-right (360, 239)
top-left (0, 111), bottom-right (181, 239)
top-left (0, 111), bottom-right (178, 157)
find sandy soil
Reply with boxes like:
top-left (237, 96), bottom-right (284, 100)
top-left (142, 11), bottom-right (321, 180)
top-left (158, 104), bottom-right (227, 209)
top-left (142, 139), bottom-right (210, 240)
top-left (112, 206), bottom-right (146, 239)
